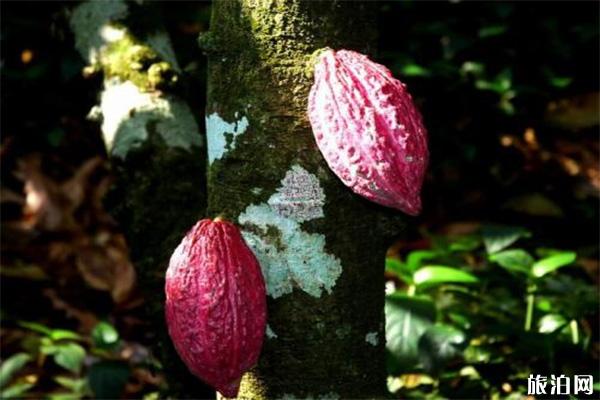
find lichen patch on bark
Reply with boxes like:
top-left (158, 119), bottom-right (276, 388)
top-left (238, 164), bottom-right (339, 298)
top-left (267, 165), bottom-right (325, 223)
top-left (205, 112), bottom-right (250, 165)
top-left (238, 203), bottom-right (341, 299)
top-left (365, 332), bottom-right (379, 346)
top-left (266, 325), bottom-right (278, 339)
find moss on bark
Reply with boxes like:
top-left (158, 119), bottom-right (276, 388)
top-left (206, 1), bottom-right (401, 398)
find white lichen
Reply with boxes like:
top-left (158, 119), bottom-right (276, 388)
top-left (98, 79), bottom-right (202, 158)
top-left (267, 165), bottom-right (325, 223)
top-left (266, 324), bottom-right (278, 339)
top-left (365, 331), bottom-right (379, 346)
top-left (238, 167), bottom-right (340, 298)
top-left (205, 112), bottom-right (249, 165)
top-left (70, 0), bottom-right (129, 64)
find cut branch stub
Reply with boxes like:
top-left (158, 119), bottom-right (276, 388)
top-left (308, 49), bottom-right (429, 216)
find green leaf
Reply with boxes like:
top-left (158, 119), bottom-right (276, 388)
top-left (0, 353), bottom-right (31, 388)
top-left (43, 343), bottom-right (86, 373)
top-left (18, 321), bottom-right (53, 336)
top-left (489, 249), bottom-right (534, 274)
top-left (47, 393), bottom-right (80, 400)
top-left (50, 330), bottom-right (82, 342)
top-left (54, 376), bottom-right (89, 395)
top-left (413, 266), bottom-right (479, 288)
top-left (0, 382), bottom-right (34, 398)
top-left (481, 224), bottom-right (530, 254)
top-left (550, 76), bottom-right (573, 88)
top-left (88, 361), bottom-right (130, 399)
top-left (385, 294), bottom-right (436, 373)
top-left (478, 24), bottom-right (507, 38)
top-left (460, 61), bottom-right (485, 77)
top-left (537, 314), bottom-right (568, 334)
top-left (406, 250), bottom-right (438, 273)
top-left (92, 322), bottom-right (119, 349)
top-left (418, 324), bottom-right (467, 374)
top-left (401, 63), bottom-right (431, 77)
top-left (448, 235), bottom-right (481, 252)
top-left (532, 252), bottom-right (576, 278)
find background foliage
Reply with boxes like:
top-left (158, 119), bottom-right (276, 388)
top-left (1, 1), bottom-right (598, 399)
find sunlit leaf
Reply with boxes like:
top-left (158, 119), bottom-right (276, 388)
top-left (414, 266), bottom-right (479, 288)
top-left (54, 376), bottom-right (90, 397)
top-left (406, 250), bottom-right (438, 273)
top-left (0, 353), bottom-right (31, 388)
top-left (0, 383), bottom-right (34, 399)
top-left (532, 252), bottom-right (576, 278)
top-left (460, 61), bottom-right (485, 77)
top-left (92, 321), bottom-right (120, 350)
top-left (481, 224), bottom-right (530, 254)
top-left (50, 330), bottom-right (82, 341)
top-left (401, 63), bottom-right (431, 77)
top-left (489, 249), bottom-right (534, 274)
top-left (537, 314), bottom-right (568, 334)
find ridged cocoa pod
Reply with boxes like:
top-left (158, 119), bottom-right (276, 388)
top-left (308, 49), bottom-right (429, 215)
top-left (165, 218), bottom-right (267, 397)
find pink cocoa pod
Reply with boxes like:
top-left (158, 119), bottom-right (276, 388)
top-left (308, 49), bottom-right (429, 215)
top-left (164, 218), bottom-right (267, 397)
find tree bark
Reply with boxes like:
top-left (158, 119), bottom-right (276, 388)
top-left (70, 1), bottom-right (208, 397)
top-left (204, 1), bottom-right (395, 398)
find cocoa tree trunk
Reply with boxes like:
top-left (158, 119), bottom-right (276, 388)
top-left (203, 1), bottom-right (397, 398)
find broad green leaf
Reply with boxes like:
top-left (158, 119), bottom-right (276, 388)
top-left (414, 266), bottom-right (479, 288)
top-left (54, 376), bottom-right (89, 394)
top-left (489, 249), bottom-right (534, 274)
top-left (19, 322), bottom-right (80, 341)
top-left (448, 235), bottom-right (481, 252)
top-left (88, 361), bottom-right (130, 399)
top-left (46, 343), bottom-right (86, 374)
top-left (385, 294), bottom-right (436, 373)
top-left (92, 322), bottom-right (119, 349)
top-left (0, 353), bottom-right (31, 388)
top-left (18, 321), bottom-right (52, 336)
top-left (537, 314), bottom-right (568, 334)
top-left (418, 324), bottom-right (467, 374)
top-left (0, 382), bottom-right (34, 398)
top-left (481, 224), bottom-right (530, 254)
top-left (532, 252), bottom-right (576, 278)
top-left (406, 250), bottom-right (438, 273)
